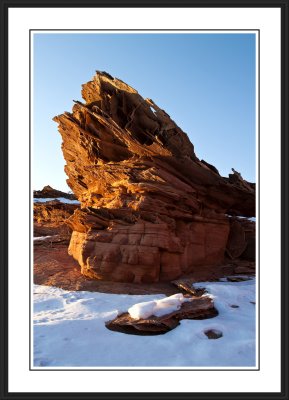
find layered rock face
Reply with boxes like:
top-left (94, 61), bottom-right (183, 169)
top-left (34, 200), bottom-right (79, 226)
top-left (33, 200), bottom-right (79, 237)
top-left (53, 71), bottom-right (255, 283)
top-left (226, 217), bottom-right (255, 261)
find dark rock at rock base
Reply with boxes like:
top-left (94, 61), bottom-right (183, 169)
top-left (234, 265), bottom-right (255, 275)
top-left (221, 265), bottom-right (235, 276)
top-left (241, 236), bottom-right (256, 261)
top-left (226, 276), bottom-right (253, 282)
top-left (226, 217), bottom-right (256, 261)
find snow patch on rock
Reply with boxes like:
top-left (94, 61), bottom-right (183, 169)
top-left (128, 293), bottom-right (191, 319)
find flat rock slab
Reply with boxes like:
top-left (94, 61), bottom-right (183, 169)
top-left (105, 296), bottom-right (218, 335)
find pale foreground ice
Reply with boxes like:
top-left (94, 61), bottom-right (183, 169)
top-left (33, 278), bottom-right (256, 368)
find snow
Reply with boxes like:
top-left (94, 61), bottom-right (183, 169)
top-left (33, 197), bottom-right (80, 204)
top-left (128, 293), bottom-right (190, 319)
top-left (128, 300), bottom-right (157, 319)
top-left (33, 236), bottom-right (54, 241)
top-left (33, 278), bottom-right (256, 368)
top-left (225, 214), bottom-right (256, 222)
top-left (236, 216), bottom-right (256, 222)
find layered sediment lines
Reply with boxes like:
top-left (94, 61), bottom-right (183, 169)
top-left (53, 71), bottom-right (255, 283)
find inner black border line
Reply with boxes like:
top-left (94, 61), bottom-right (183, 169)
top-left (29, 28), bottom-right (260, 372)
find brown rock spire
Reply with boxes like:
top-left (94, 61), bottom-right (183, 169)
top-left (53, 71), bottom-right (255, 283)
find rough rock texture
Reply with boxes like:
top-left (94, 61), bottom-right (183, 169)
top-left (105, 295), bottom-right (217, 335)
top-left (53, 71), bottom-right (255, 283)
top-left (34, 185), bottom-right (76, 199)
top-left (33, 238), bottom-right (255, 293)
top-left (34, 200), bottom-right (79, 237)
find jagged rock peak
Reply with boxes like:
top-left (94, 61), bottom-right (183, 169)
top-left (53, 72), bottom-right (255, 283)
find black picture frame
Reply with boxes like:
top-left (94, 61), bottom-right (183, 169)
top-left (0, 0), bottom-right (288, 399)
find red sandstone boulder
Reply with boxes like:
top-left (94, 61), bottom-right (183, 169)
top-left (53, 71), bottom-right (255, 283)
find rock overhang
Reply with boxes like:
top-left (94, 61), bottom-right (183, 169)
top-left (53, 71), bottom-right (255, 283)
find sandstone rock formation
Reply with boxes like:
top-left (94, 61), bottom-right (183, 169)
top-left (34, 200), bottom-right (79, 237)
top-left (226, 217), bottom-right (255, 260)
top-left (53, 71), bottom-right (255, 283)
top-left (34, 185), bottom-right (76, 200)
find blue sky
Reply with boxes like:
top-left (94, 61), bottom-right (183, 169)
top-left (33, 32), bottom-right (256, 192)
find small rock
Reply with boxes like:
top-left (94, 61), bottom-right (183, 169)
top-left (227, 276), bottom-right (252, 282)
top-left (204, 329), bottom-right (223, 339)
top-left (230, 304), bottom-right (239, 308)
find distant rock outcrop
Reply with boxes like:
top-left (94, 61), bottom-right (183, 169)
top-left (53, 71), bottom-right (255, 283)
top-left (34, 200), bottom-right (79, 225)
top-left (34, 200), bottom-right (79, 238)
top-left (34, 185), bottom-right (76, 200)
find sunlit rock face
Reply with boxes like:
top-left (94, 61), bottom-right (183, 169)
top-left (54, 71), bottom-right (255, 283)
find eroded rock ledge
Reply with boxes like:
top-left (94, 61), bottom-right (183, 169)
top-left (53, 71), bottom-right (255, 283)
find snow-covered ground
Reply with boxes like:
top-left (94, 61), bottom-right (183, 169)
top-left (33, 197), bottom-right (80, 204)
top-left (33, 278), bottom-right (256, 368)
